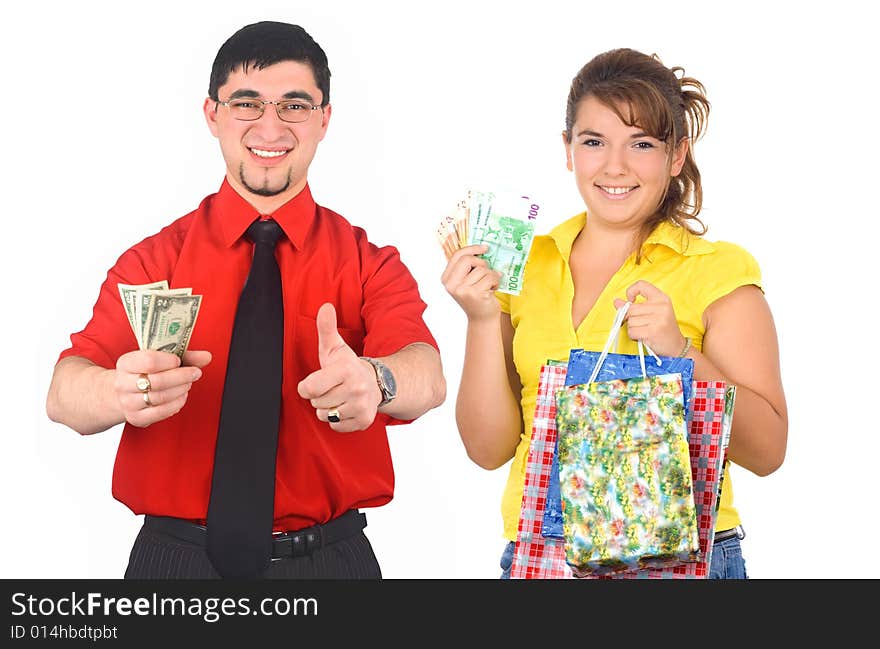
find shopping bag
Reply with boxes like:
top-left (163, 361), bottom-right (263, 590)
top-left (543, 306), bottom-right (695, 539)
top-left (511, 377), bottom-right (733, 579)
top-left (556, 373), bottom-right (700, 576)
top-left (554, 302), bottom-right (700, 577)
top-left (509, 361), bottom-right (574, 579)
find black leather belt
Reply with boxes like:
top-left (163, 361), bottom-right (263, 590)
top-left (713, 526), bottom-right (745, 544)
top-left (144, 510), bottom-right (367, 559)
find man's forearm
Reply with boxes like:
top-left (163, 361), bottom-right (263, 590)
top-left (46, 357), bottom-right (125, 435)
top-left (376, 343), bottom-right (446, 421)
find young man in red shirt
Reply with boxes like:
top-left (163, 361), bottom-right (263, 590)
top-left (46, 21), bottom-right (446, 579)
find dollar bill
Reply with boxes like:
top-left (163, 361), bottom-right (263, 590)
top-left (136, 288), bottom-right (192, 346)
top-left (117, 281), bottom-right (201, 356)
top-left (118, 280), bottom-right (168, 347)
top-left (466, 191), bottom-right (540, 296)
top-left (141, 293), bottom-right (203, 358)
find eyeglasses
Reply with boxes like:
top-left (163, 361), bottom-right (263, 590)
top-left (216, 97), bottom-right (323, 123)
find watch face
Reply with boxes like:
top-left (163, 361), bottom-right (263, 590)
top-left (379, 364), bottom-right (397, 397)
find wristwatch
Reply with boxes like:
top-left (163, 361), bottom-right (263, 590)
top-left (360, 356), bottom-right (397, 407)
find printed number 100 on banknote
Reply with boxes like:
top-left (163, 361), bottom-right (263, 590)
top-left (467, 191), bottom-right (540, 295)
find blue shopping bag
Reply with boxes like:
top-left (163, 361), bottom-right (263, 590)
top-left (542, 303), bottom-right (695, 540)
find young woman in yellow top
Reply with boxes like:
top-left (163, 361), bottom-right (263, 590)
top-left (441, 48), bottom-right (788, 579)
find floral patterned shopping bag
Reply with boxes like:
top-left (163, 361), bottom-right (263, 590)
top-left (554, 302), bottom-right (699, 577)
top-left (555, 372), bottom-right (700, 577)
top-left (542, 347), bottom-right (694, 539)
top-left (512, 376), bottom-right (731, 579)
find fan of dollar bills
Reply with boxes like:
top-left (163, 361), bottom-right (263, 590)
top-left (117, 281), bottom-right (202, 358)
top-left (436, 189), bottom-right (540, 295)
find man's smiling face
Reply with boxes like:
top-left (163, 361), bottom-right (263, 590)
top-left (205, 60), bottom-right (330, 211)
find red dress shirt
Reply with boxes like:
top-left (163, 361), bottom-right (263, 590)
top-left (59, 180), bottom-right (438, 531)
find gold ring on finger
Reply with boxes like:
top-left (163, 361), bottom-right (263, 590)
top-left (136, 374), bottom-right (152, 393)
top-left (143, 391), bottom-right (153, 407)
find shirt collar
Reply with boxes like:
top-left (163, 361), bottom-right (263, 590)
top-left (215, 178), bottom-right (317, 249)
top-left (546, 212), bottom-right (715, 261)
top-left (643, 220), bottom-right (715, 256)
top-left (546, 212), bottom-right (586, 261)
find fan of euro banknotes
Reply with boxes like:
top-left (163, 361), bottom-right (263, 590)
top-left (117, 281), bottom-right (202, 358)
top-left (437, 189), bottom-right (540, 295)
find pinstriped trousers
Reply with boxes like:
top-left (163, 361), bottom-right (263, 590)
top-left (124, 522), bottom-right (383, 579)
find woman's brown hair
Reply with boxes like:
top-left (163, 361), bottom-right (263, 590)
top-left (564, 48), bottom-right (711, 260)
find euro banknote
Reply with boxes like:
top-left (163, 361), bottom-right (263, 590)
top-left (437, 189), bottom-right (540, 295)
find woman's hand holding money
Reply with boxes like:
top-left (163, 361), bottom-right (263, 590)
top-left (441, 245), bottom-right (503, 322)
top-left (114, 349), bottom-right (212, 428)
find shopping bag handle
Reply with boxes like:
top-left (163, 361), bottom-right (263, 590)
top-left (586, 302), bottom-right (662, 384)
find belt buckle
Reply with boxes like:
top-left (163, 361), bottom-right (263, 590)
top-left (288, 526), bottom-right (322, 558)
top-left (269, 523), bottom-right (326, 561)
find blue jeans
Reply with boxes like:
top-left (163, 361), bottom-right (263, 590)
top-left (499, 536), bottom-right (748, 579)
top-left (499, 541), bottom-right (515, 579)
top-left (708, 535), bottom-right (748, 579)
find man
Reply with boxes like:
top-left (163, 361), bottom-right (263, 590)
top-left (46, 21), bottom-right (445, 579)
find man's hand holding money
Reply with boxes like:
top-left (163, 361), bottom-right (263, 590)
top-left (116, 280), bottom-right (210, 427)
top-left (114, 349), bottom-right (212, 428)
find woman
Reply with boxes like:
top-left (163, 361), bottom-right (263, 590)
top-left (441, 48), bottom-right (787, 579)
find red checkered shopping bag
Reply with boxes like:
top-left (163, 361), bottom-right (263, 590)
top-left (510, 363), bottom-right (573, 579)
top-left (511, 375), bottom-right (730, 579)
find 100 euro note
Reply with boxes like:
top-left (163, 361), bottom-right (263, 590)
top-left (467, 190), bottom-right (540, 295)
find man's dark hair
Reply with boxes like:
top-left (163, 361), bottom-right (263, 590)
top-left (208, 21), bottom-right (330, 105)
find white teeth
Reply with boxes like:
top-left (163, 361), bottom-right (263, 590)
top-left (250, 148), bottom-right (288, 158)
top-left (601, 186), bottom-right (635, 195)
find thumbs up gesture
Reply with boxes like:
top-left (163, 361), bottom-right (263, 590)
top-left (297, 303), bottom-right (383, 432)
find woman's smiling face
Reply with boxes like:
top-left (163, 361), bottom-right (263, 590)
top-left (565, 95), bottom-right (687, 230)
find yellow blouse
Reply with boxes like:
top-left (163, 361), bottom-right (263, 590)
top-left (496, 213), bottom-right (762, 541)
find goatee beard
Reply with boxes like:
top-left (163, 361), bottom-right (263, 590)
top-left (240, 165), bottom-right (291, 197)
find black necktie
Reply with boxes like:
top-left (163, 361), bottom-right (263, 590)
top-left (207, 218), bottom-right (284, 578)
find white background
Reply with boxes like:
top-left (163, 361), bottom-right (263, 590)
top-left (2, 0), bottom-right (877, 579)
